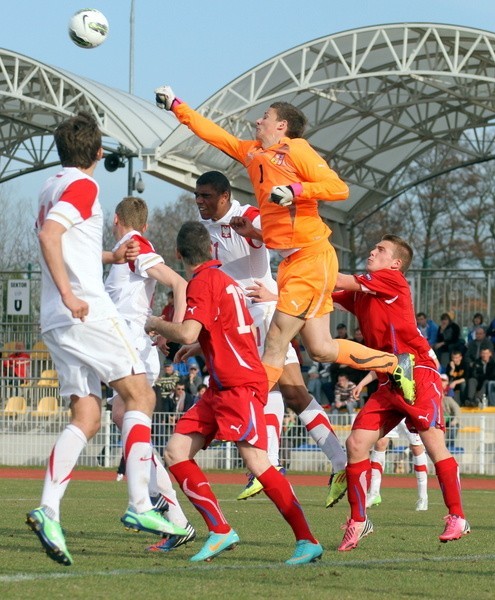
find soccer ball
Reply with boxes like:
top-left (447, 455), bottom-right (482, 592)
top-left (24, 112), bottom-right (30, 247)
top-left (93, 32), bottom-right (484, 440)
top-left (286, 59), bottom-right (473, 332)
top-left (68, 9), bottom-right (109, 49)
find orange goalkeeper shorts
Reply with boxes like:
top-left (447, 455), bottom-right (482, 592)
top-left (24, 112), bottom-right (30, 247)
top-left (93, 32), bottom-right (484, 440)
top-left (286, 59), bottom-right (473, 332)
top-left (276, 239), bottom-right (337, 319)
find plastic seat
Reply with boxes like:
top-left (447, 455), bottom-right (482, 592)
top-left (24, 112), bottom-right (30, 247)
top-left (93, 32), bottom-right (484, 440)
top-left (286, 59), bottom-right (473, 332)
top-left (31, 396), bottom-right (59, 421)
top-left (1, 340), bottom-right (25, 358)
top-left (37, 369), bottom-right (59, 387)
top-left (1, 395), bottom-right (27, 426)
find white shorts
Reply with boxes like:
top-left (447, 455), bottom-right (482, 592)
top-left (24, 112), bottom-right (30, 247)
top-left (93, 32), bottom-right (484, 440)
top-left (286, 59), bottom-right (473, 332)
top-left (249, 302), bottom-right (299, 366)
top-left (43, 317), bottom-right (145, 399)
top-left (386, 418), bottom-right (422, 446)
top-left (108, 320), bottom-right (160, 403)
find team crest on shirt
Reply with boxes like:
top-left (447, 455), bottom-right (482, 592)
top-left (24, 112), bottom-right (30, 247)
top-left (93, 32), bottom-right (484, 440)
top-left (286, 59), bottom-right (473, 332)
top-left (271, 153), bottom-right (286, 166)
top-left (221, 225), bottom-right (231, 238)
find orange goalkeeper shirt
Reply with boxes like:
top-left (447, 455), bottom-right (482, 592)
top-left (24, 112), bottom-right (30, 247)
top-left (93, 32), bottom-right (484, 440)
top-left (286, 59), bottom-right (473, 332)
top-left (174, 103), bottom-right (349, 250)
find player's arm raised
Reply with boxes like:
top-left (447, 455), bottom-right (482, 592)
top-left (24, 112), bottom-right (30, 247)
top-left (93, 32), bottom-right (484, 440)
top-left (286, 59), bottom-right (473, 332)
top-left (155, 85), bottom-right (251, 166)
top-left (146, 263), bottom-right (188, 322)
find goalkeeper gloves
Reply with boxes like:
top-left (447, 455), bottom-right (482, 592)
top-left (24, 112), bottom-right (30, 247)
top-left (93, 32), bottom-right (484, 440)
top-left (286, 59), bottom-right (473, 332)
top-left (269, 183), bottom-right (303, 207)
top-left (154, 85), bottom-right (182, 110)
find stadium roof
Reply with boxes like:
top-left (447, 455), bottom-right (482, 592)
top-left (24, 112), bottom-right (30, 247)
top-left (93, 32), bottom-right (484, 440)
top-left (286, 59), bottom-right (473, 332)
top-left (146, 22), bottom-right (495, 234)
top-left (1, 23), bottom-right (495, 247)
top-left (0, 48), bottom-right (176, 181)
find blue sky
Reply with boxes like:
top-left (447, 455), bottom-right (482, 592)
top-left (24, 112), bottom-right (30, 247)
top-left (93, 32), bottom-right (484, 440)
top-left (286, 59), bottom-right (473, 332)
top-left (2, 0), bottom-right (494, 215)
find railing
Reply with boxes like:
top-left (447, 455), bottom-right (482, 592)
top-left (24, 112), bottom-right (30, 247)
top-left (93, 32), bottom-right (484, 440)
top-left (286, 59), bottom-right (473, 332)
top-left (1, 409), bottom-right (494, 476)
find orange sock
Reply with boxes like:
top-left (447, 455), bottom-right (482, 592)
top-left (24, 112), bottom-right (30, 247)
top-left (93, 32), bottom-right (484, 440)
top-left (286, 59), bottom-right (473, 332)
top-left (262, 362), bottom-right (284, 391)
top-left (336, 339), bottom-right (397, 373)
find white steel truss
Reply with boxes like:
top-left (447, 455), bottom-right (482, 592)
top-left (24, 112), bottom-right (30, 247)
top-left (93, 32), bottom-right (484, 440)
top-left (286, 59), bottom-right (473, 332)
top-left (148, 23), bottom-right (495, 228)
top-left (0, 49), bottom-right (175, 182)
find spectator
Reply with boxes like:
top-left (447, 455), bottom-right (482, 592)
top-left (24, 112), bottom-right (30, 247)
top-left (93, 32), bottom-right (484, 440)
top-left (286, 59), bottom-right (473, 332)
top-left (416, 312), bottom-right (439, 348)
top-left (446, 350), bottom-right (469, 405)
top-left (155, 359), bottom-right (181, 400)
top-left (184, 363), bottom-right (203, 397)
top-left (3, 343), bottom-right (30, 386)
top-left (306, 362), bottom-right (323, 404)
top-left (335, 323), bottom-right (348, 339)
top-left (434, 313), bottom-right (463, 369)
top-left (440, 374), bottom-right (462, 450)
top-left (331, 371), bottom-right (357, 422)
top-left (465, 327), bottom-right (494, 368)
top-left (194, 383), bottom-right (207, 404)
top-left (352, 327), bottom-right (364, 344)
top-left (170, 381), bottom-right (195, 414)
top-left (486, 315), bottom-right (495, 344)
top-left (466, 348), bottom-right (495, 407)
top-left (466, 312), bottom-right (487, 343)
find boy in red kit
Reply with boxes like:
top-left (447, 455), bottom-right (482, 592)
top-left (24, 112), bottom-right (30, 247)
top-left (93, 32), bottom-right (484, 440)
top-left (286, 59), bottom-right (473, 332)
top-left (145, 221), bottom-right (322, 565)
top-left (333, 234), bottom-right (470, 551)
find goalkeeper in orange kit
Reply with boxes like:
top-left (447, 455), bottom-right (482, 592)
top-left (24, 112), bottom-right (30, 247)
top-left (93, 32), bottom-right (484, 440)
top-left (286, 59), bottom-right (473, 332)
top-left (154, 86), bottom-right (416, 405)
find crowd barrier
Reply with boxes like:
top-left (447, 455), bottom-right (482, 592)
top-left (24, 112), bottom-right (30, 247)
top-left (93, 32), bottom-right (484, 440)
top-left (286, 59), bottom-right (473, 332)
top-left (1, 408), bottom-right (494, 476)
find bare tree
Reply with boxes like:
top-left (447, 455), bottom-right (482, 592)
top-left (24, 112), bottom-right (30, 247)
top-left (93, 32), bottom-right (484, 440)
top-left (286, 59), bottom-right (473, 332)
top-left (0, 187), bottom-right (39, 271)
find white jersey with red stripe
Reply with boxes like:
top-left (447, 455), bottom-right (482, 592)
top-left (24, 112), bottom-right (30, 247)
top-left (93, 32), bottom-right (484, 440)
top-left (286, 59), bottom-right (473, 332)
top-left (203, 200), bottom-right (298, 365)
top-left (202, 200), bottom-right (277, 307)
top-left (105, 231), bottom-right (164, 328)
top-left (36, 167), bottom-right (118, 333)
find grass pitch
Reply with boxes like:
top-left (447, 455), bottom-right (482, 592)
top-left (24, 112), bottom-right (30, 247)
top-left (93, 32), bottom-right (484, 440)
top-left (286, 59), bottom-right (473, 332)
top-left (0, 476), bottom-right (493, 600)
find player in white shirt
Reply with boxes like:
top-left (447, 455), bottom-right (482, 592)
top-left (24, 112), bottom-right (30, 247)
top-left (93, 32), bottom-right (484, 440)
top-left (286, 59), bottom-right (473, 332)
top-left (194, 171), bottom-right (347, 506)
top-left (26, 112), bottom-right (187, 567)
top-left (103, 196), bottom-right (195, 551)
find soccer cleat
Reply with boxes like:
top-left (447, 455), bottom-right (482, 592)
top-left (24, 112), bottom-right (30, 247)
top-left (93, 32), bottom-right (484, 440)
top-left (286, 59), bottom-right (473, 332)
top-left (325, 469), bottom-right (347, 508)
top-left (366, 493), bottom-right (382, 508)
top-left (150, 494), bottom-right (170, 514)
top-left (236, 466), bottom-right (286, 501)
top-left (439, 514), bottom-right (471, 542)
top-left (285, 540), bottom-right (323, 565)
top-left (146, 522), bottom-right (196, 552)
top-left (338, 517), bottom-right (373, 552)
top-left (116, 473), bottom-right (124, 482)
top-left (189, 529), bottom-right (240, 562)
top-left (26, 507), bottom-right (73, 566)
top-left (391, 353), bottom-right (416, 404)
top-left (416, 497), bottom-right (428, 511)
top-left (121, 508), bottom-right (189, 536)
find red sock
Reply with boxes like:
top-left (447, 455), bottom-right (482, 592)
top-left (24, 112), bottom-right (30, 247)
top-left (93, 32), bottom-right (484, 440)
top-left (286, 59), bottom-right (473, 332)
top-left (346, 459), bottom-right (370, 522)
top-left (435, 457), bottom-right (464, 517)
top-left (258, 466), bottom-right (317, 543)
top-left (169, 460), bottom-right (230, 533)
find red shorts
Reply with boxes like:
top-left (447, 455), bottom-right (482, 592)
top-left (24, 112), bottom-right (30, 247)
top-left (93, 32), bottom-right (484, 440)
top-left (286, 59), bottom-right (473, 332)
top-left (174, 383), bottom-right (268, 450)
top-left (353, 366), bottom-right (444, 434)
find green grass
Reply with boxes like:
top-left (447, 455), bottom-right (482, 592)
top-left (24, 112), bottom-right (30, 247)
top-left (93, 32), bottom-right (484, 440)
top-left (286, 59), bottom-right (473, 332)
top-left (0, 478), bottom-right (493, 600)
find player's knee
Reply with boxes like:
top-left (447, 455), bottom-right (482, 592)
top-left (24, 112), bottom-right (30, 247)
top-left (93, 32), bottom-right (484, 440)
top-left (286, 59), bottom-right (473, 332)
top-left (280, 384), bottom-right (310, 414)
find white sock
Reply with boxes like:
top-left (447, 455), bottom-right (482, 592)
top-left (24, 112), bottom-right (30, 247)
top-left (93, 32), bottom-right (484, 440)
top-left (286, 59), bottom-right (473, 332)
top-left (298, 397), bottom-right (346, 471)
top-left (413, 452), bottom-right (428, 499)
top-left (265, 390), bottom-right (284, 467)
top-left (151, 452), bottom-right (189, 528)
top-left (369, 450), bottom-right (386, 497)
top-left (41, 424), bottom-right (87, 521)
top-left (122, 410), bottom-right (153, 514)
